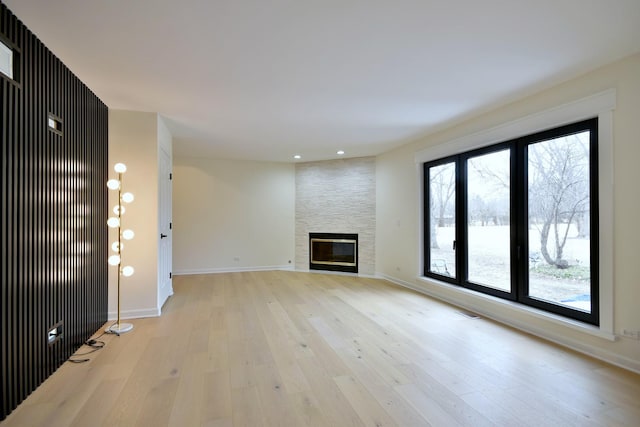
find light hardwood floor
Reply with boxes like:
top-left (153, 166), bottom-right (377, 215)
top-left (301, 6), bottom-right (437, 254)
top-left (3, 271), bottom-right (640, 426)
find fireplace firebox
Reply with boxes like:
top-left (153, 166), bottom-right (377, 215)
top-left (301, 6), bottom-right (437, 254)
top-left (309, 233), bottom-right (358, 273)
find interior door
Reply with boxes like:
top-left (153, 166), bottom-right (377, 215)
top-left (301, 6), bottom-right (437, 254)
top-left (158, 146), bottom-right (173, 309)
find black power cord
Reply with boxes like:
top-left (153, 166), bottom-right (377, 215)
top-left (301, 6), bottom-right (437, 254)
top-left (67, 322), bottom-right (117, 364)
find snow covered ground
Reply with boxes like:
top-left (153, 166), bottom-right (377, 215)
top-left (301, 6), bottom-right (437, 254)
top-left (430, 225), bottom-right (592, 311)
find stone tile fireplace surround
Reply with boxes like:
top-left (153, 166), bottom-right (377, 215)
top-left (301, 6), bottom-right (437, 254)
top-left (295, 157), bottom-right (375, 275)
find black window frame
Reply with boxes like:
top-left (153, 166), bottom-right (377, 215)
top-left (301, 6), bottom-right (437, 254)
top-left (0, 34), bottom-right (20, 86)
top-left (424, 118), bottom-right (599, 325)
top-left (424, 155), bottom-right (460, 286)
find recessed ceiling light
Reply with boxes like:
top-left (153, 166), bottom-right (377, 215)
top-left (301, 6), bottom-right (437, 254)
top-left (294, 155), bottom-right (301, 159)
top-left (337, 150), bottom-right (345, 155)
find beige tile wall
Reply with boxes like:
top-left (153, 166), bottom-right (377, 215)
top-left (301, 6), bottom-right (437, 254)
top-left (295, 157), bottom-right (376, 275)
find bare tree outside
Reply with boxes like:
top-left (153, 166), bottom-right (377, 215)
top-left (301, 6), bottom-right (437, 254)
top-left (467, 154), bottom-right (510, 227)
top-left (428, 162), bottom-right (456, 276)
top-left (429, 163), bottom-right (456, 248)
top-left (527, 131), bottom-right (592, 310)
top-left (467, 149), bottom-right (511, 291)
top-left (425, 123), bottom-right (595, 316)
top-left (528, 132), bottom-right (591, 269)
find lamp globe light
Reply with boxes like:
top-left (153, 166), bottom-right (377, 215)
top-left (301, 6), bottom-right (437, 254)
top-left (106, 179), bottom-right (120, 190)
top-left (121, 192), bottom-right (134, 203)
top-left (121, 266), bottom-right (135, 277)
top-left (122, 229), bottom-right (135, 240)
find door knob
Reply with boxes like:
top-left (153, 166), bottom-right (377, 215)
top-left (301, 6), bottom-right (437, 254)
top-left (161, 233), bottom-right (167, 239)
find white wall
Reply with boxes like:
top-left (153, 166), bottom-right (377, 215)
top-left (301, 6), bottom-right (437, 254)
top-left (376, 52), bottom-right (640, 372)
top-left (108, 110), bottom-right (163, 319)
top-left (295, 157), bottom-right (376, 275)
top-left (172, 157), bottom-right (295, 274)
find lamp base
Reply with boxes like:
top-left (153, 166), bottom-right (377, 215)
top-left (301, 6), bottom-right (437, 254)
top-left (106, 322), bottom-right (134, 334)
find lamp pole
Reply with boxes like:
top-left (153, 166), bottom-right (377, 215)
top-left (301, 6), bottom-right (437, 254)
top-left (106, 163), bottom-right (134, 334)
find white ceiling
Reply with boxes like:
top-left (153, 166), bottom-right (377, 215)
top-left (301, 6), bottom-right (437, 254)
top-left (5, 1), bottom-right (640, 162)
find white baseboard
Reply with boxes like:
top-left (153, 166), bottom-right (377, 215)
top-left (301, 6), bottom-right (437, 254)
top-left (173, 265), bottom-right (294, 276)
top-left (378, 273), bottom-right (640, 375)
top-left (175, 266), bottom-right (378, 278)
top-left (295, 268), bottom-right (380, 279)
top-left (108, 307), bottom-right (160, 321)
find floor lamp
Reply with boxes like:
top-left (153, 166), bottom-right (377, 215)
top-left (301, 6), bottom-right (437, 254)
top-left (106, 162), bottom-right (135, 334)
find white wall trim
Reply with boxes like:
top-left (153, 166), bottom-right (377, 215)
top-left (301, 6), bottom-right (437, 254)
top-left (174, 265), bottom-right (294, 276)
top-left (414, 89), bottom-right (616, 336)
top-left (174, 266), bottom-right (379, 279)
top-left (597, 109), bottom-right (615, 335)
top-left (413, 276), bottom-right (616, 341)
top-left (108, 307), bottom-right (160, 320)
top-left (379, 273), bottom-right (640, 375)
top-left (414, 89), bottom-right (616, 164)
top-left (297, 268), bottom-right (380, 279)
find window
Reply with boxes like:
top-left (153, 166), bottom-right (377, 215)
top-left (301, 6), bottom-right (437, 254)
top-left (426, 159), bottom-right (457, 280)
top-left (48, 113), bottom-right (63, 135)
top-left (424, 118), bottom-right (598, 324)
top-left (0, 39), bottom-right (14, 79)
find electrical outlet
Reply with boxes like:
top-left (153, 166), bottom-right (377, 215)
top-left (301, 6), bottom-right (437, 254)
top-left (622, 329), bottom-right (640, 340)
top-left (47, 322), bottom-right (63, 345)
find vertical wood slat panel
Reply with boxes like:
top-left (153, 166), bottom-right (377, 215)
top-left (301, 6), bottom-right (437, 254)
top-left (1, 9), bottom-right (5, 417)
top-left (1, 3), bottom-right (108, 420)
top-left (1, 64), bottom-right (9, 424)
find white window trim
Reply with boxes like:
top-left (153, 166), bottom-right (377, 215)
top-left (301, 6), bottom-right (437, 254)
top-left (415, 89), bottom-right (616, 339)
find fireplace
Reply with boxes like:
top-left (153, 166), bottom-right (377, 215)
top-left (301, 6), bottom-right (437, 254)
top-left (309, 233), bottom-right (358, 273)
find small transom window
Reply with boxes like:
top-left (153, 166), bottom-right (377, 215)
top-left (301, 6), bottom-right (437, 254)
top-left (0, 39), bottom-right (13, 79)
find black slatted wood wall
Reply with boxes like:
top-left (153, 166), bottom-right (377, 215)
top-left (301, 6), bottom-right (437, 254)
top-left (1, 3), bottom-right (108, 420)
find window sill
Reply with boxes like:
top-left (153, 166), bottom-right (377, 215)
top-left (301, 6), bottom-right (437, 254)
top-left (416, 275), bottom-right (616, 342)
